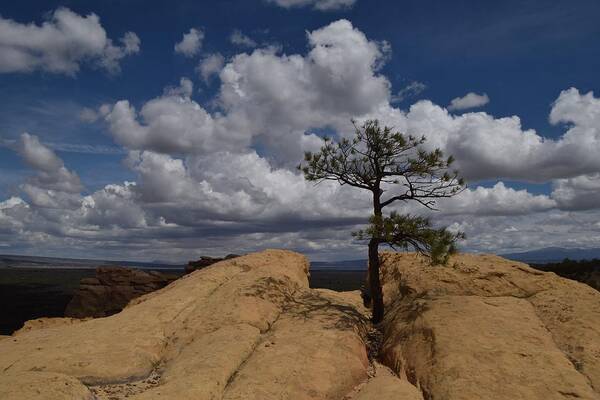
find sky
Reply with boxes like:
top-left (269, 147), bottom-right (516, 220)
top-left (0, 0), bottom-right (600, 262)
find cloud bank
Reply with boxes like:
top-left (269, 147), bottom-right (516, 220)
top-left (3, 19), bottom-right (600, 261)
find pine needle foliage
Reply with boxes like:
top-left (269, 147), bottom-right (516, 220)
top-left (299, 119), bottom-right (465, 322)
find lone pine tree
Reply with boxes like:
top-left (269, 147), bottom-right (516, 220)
top-left (300, 120), bottom-right (465, 323)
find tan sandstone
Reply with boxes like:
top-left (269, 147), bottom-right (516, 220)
top-left (351, 363), bottom-right (424, 400)
top-left (379, 252), bottom-right (600, 399)
top-left (2, 250), bottom-right (595, 399)
top-left (0, 250), bottom-right (374, 399)
top-left (12, 317), bottom-right (88, 336)
top-left (0, 371), bottom-right (94, 400)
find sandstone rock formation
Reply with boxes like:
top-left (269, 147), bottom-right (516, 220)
top-left (2, 250), bottom-right (598, 399)
top-left (350, 363), bottom-right (424, 400)
top-left (64, 266), bottom-right (178, 318)
top-left (13, 317), bottom-right (88, 335)
top-left (379, 252), bottom-right (600, 399)
top-left (0, 250), bottom-right (412, 399)
top-left (0, 371), bottom-right (94, 400)
top-left (185, 253), bottom-right (240, 274)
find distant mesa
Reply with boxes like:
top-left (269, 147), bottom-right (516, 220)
top-left (529, 259), bottom-right (600, 292)
top-left (65, 266), bottom-right (178, 318)
top-left (502, 247), bottom-right (600, 291)
top-left (64, 255), bottom-right (241, 318)
top-left (501, 246), bottom-right (600, 263)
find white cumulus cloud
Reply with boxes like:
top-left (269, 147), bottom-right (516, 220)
top-left (0, 8), bottom-right (140, 75)
top-left (230, 30), bottom-right (257, 48)
top-left (448, 92), bottom-right (490, 111)
top-left (365, 88), bottom-right (600, 182)
top-left (174, 28), bottom-right (204, 57)
top-left (17, 133), bottom-right (82, 194)
top-left (552, 173), bottom-right (600, 211)
top-left (392, 81), bottom-right (427, 102)
top-left (439, 182), bottom-right (556, 216)
top-left (104, 19), bottom-right (391, 162)
top-left (102, 78), bottom-right (247, 154)
top-left (197, 53), bottom-right (225, 82)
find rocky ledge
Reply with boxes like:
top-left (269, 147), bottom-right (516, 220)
top-left (185, 254), bottom-right (240, 274)
top-left (0, 250), bottom-right (598, 399)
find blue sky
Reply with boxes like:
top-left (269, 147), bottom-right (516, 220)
top-left (1, 0), bottom-right (600, 261)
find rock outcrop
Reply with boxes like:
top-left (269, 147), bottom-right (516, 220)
top-left (64, 266), bottom-right (178, 318)
top-left (185, 254), bottom-right (240, 274)
top-left (379, 252), bottom-right (600, 400)
top-left (0, 250), bottom-right (403, 399)
top-left (2, 250), bottom-right (598, 399)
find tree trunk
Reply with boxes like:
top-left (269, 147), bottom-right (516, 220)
top-left (368, 187), bottom-right (384, 324)
top-left (368, 238), bottom-right (384, 323)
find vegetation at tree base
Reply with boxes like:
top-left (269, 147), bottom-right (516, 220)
top-left (300, 119), bottom-right (465, 323)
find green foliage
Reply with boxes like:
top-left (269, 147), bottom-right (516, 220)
top-left (353, 212), bottom-right (465, 265)
top-left (299, 119), bottom-right (465, 265)
top-left (299, 120), bottom-right (464, 207)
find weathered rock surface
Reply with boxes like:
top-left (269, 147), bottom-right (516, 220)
top-left (64, 266), bottom-right (178, 318)
top-left (0, 250), bottom-right (376, 399)
top-left (0, 371), bottom-right (94, 400)
top-left (3, 250), bottom-right (596, 399)
top-left (13, 317), bottom-right (88, 336)
top-left (379, 252), bottom-right (600, 399)
top-left (350, 363), bottom-right (424, 400)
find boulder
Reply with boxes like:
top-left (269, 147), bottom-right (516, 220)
top-left (379, 252), bottom-right (600, 399)
top-left (0, 250), bottom-right (370, 399)
top-left (64, 266), bottom-right (178, 318)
